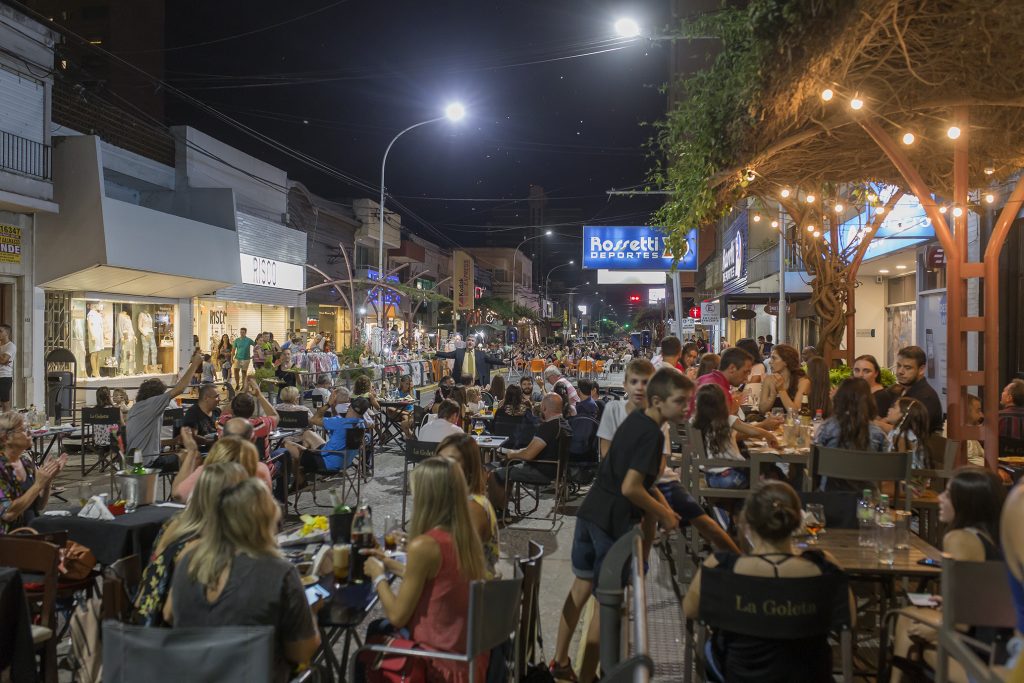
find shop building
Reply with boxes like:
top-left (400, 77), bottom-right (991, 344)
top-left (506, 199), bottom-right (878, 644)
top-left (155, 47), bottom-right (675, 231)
top-left (37, 134), bottom-right (240, 395)
top-left (0, 6), bottom-right (60, 408)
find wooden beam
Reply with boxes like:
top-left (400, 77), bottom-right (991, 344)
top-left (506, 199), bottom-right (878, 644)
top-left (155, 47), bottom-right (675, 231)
top-left (959, 317), bottom-right (985, 332)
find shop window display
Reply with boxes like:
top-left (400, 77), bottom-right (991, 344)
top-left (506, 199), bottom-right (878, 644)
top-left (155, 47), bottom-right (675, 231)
top-left (69, 299), bottom-right (176, 378)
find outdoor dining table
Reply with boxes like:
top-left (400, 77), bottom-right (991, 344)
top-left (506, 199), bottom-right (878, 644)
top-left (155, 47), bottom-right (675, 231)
top-left (798, 528), bottom-right (942, 677)
top-left (30, 424), bottom-right (78, 466)
top-left (30, 503), bottom-right (180, 565)
top-left (472, 434), bottom-right (508, 463)
top-left (745, 440), bottom-right (813, 491)
top-left (313, 572), bottom-right (393, 680)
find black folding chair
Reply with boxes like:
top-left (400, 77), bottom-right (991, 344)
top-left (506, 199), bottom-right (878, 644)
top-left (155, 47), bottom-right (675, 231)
top-left (80, 406), bottom-right (122, 476)
top-left (276, 410), bottom-right (310, 430)
top-left (401, 440), bottom-right (441, 528)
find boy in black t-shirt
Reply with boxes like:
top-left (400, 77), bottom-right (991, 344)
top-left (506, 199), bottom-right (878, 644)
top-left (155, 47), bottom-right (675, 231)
top-left (550, 369), bottom-right (692, 680)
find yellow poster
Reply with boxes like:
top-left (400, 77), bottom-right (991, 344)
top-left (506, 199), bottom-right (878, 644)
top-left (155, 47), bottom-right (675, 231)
top-left (0, 224), bottom-right (21, 263)
top-left (453, 251), bottom-right (475, 311)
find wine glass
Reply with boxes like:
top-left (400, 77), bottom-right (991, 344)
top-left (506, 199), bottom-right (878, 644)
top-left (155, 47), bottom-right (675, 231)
top-left (473, 420), bottom-right (485, 436)
top-left (805, 503), bottom-right (826, 544)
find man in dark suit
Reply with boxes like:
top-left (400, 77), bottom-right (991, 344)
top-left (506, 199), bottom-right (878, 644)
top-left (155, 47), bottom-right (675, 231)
top-left (435, 337), bottom-right (505, 387)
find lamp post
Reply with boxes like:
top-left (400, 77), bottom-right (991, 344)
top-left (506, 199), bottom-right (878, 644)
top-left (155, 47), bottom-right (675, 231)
top-left (378, 103), bottom-right (465, 328)
top-left (544, 261), bottom-right (576, 304)
top-left (511, 229), bottom-right (552, 313)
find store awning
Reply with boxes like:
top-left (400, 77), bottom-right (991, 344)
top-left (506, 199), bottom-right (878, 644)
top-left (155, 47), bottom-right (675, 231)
top-left (39, 265), bottom-right (233, 298)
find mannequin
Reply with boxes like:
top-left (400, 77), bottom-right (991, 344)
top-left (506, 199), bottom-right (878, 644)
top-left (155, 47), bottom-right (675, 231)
top-left (138, 310), bottom-right (156, 371)
top-left (87, 303), bottom-right (104, 378)
top-left (117, 310), bottom-right (136, 375)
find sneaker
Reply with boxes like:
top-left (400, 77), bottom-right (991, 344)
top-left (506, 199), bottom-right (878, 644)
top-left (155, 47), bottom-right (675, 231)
top-left (549, 659), bottom-right (578, 682)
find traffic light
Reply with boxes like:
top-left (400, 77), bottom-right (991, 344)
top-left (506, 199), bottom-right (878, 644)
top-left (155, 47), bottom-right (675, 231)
top-left (628, 293), bottom-right (641, 304)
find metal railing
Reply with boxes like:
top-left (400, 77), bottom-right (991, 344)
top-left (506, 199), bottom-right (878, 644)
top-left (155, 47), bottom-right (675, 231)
top-left (596, 527), bottom-right (653, 683)
top-left (0, 129), bottom-right (51, 179)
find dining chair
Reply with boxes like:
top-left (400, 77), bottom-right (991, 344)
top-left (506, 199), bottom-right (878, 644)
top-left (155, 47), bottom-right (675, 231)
top-left (0, 536), bottom-right (60, 683)
top-left (400, 439), bottom-right (441, 528)
top-left (514, 541), bottom-right (545, 682)
top-left (811, 445), bottom-right (913, 509)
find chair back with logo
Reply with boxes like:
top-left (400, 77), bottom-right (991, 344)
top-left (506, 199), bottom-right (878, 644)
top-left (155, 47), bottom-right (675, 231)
top-left (277, 410), bottom-right (310, 430)
top-left (102, 621), bottom-right (274, 683)
top-left (83, 407), bottom-right (120, 429)
top-left (401, 440), bottom-right (441, 527)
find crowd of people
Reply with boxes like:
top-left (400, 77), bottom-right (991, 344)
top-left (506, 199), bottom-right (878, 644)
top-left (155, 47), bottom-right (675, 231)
top-left (6, 329), bottom-right (1024, 683)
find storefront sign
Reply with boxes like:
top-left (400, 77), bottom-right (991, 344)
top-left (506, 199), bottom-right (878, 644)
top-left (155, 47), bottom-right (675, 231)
top-left (582, 226), bottom-right (697, 271)
top-left (239, 253), bottom-right (303, 291)
top-left (0, 224), bottom-right (22, 263)
top-left (721, 213), bottom-right (748, 294)
top-left (926, 245), bottom-right (946, 269)
top-left (688, 305), bottom-right (701, 319)
top-left (366, 270), bottom-right (401, 306)
top-left (453, 251), bottom-right (475, 311)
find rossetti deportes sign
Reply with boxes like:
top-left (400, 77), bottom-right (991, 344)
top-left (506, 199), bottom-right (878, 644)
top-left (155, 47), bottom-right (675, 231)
top-left (582, 226), bottom-right (698, 271)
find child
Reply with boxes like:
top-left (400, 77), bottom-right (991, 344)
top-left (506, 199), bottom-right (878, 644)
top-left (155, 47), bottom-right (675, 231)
top-left (885, 396), bottom-right (933, 495)
top-left (465, 386), bottom-right (482, 415)
top-left (693, 384), bottom-right (778, 490)
top-left (201, 354), bottom-right (215, 384)
top-left (550, 368), bottom-right (688, 680)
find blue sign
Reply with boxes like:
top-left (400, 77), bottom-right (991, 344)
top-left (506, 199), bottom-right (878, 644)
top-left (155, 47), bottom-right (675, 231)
top-left (367, 270), bottom-right (401, 306)
top-left (582, 226), bottom-right (697, 271)
top-left (721, 212), bottom-right (748, 294)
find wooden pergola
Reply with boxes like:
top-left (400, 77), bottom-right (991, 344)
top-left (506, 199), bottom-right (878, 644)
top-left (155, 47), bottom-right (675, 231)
top-left (688, 0), bottom-right (1024, 466)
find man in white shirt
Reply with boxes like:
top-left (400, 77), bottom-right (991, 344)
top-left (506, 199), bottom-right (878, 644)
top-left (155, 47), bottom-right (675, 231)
top-left (416, 399), bottom-right (464, 442)
top-left (0, 324), bottom-right (14, 411)
top-left (544, 366), bottom-right (579, 416)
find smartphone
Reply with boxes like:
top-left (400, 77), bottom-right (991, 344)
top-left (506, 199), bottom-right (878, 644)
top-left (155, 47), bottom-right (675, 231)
top-left (917, 557), bottom-right (941, 567)
top-left (305, 583), bottom-right (330, 605)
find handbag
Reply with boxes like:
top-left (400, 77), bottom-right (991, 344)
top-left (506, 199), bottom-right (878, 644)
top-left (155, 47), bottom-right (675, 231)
top-left (10, 528), bottom-right (97, 581)
top-left (359, 635), bottom-right (428, 683)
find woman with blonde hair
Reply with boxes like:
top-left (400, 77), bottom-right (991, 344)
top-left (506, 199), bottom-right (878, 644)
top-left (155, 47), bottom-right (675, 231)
top-left (362, 457), bottom-right (487, 682)
top-left (0, 411), bottom-right (66, 532)
top-left (436, 433), bottom-right (500, 578)
top-left (171, 433), bottom-right (271, 501)
top-left (165, 478), bottom-right (320, 681)
top-left (135, 461), bottom-right (248, 626)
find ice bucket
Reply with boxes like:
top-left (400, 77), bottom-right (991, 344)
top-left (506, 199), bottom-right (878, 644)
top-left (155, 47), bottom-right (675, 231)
top-left (115, 469), bottom-right (159, 508)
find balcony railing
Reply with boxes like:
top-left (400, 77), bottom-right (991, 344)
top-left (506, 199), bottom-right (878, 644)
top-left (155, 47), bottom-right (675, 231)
top-left (0, 129), bottom-right (51, 180)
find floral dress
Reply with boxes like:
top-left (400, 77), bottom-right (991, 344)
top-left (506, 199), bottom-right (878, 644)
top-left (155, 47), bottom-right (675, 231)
top-left (0, 455), bottom-right (37, 534)
top-left (133, 518), bottom-right (196, 626)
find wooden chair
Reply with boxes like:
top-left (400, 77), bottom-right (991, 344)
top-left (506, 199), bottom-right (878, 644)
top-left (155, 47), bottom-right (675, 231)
top-left (514, 541), bottom-right (545, 681)
top-left (903, 436), bottom-right (959, 546)
top-left (680, 423), bottom-right (754, 503)
top-left (350, 577), bottom-right (523, 683)
top-left (811, 445), bottom-right (913, 509)
top-left (0, 536), bottom-right (60, 683)
top-left (934, 556), bottom-right (1016, 683)
top-left (401, 439), bottom-right (441, 528)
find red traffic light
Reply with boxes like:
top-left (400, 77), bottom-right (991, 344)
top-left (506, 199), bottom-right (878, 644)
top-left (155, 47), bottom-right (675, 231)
top-left (628, 294), bottom-right (641, 303)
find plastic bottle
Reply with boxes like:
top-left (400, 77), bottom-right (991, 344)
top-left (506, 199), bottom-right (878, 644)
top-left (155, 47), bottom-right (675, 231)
top-left (874, 493), bottom-right (892, 546)
top-left (857, 489), bottom-right (875, 547)
top-left (811, 409), bottom-right (824, 439)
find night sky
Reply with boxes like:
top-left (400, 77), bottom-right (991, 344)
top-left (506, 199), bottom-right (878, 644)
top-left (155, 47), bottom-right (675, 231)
top-left (160, 0), bottom-right (671, 301)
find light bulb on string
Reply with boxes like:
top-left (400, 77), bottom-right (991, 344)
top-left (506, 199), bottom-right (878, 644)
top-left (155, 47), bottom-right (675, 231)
top-left (805, 194), bottom-right (816, 203)
top-left (752, 213), bottom-right (761, 222)
top-left (947, 126), bottom-right (961, 140)
top-left (770, 220), bottom-right (779, 228)
top-left (939, 205), bottom-right (948, 214)
top-left (806, 225), bottom-right (815, 232)
top-left (867, 193), bottom-right (877, 203)
top-left (834, 203), bottom-right (844, 213)
top-left (813, 230), bottom-right (822, 238)
top-left (902, 132), bottom-right (916, 145)
top-left (984, 165), bottom-right (995, 175)
top-left (744, 169), bottom-right (756, 183)
top-left (821, 88), bottom-right (834, 101)
top-left (952, 206), bottom-right (964, 217)
top-left (850, 96), bottom-right (864, 110)
top-left (780, 188), bottom-right (791, 199)
top-left (984, 193), bottom-right (995, 204)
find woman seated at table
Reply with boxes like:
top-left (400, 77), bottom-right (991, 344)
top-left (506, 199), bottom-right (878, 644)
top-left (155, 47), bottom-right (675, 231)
top-left (683, 481), bottom-right (854, 682)
top-left (360, 456), bottom-right (487, 683)
top-left (171, 433), bottom-right (272, 502)
top-left (889, 467), bottom-right (1006, 683)
top-left (496, 385), bottom-right (531, 418)
top-left (814, 378), bottom-right (886, 492)
top-left (136, 461), bottom-right (248, 626)
top-left (884, 397), bottom-right (935, 496)
top-left (758, 343), bottom-right (811, 415)
top-left (806, 355), bottom-right (833, 418)
top-left (352, 375), bottom-right (381, 413)
top-left (0, 411), bottom-right (66, 533)
top-left (693, 385), bottom-right (776, 490)
top-left (274, 386), bottom-right (328, 456)
top-left (436, 434), bottom-right (500, 579)
top-left (852, 354), bottom-right (895, 424)
top-left (487, 375), bottom-right (505, 405)
top-left (164, 478), bottom-right (320, 681)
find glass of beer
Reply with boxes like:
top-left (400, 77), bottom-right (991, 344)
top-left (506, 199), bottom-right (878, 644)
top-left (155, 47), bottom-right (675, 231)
top-left (804, 504), bottom-right (825, 544)
top-left (332, 544), bottom-right (350, 584)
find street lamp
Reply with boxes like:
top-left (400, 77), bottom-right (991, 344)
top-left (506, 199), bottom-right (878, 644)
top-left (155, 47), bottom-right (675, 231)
top-left (544, 261), bottom-right (576, 303)
top-left (378, 103), bottom-right (466, 326)
top-left (614, 17), bottom-right (641, 38)
top-left (511, 230), bottom-right (552, 313)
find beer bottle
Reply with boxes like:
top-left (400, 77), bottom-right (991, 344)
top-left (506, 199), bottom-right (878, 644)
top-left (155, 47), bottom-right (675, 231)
top-left (348, 505), bottom-right (374, 583)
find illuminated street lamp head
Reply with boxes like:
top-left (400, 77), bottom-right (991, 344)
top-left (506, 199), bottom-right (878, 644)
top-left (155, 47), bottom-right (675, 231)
top-left (444, 102), bottom-right (466, 122)
top-left (614, 17), bottom-right (641, 38)
top-left (569, 260), bottom-right (575, 265)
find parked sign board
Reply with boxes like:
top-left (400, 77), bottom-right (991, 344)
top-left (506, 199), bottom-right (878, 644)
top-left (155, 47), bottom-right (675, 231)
top-left (582, 226), bottom-right (697, 271)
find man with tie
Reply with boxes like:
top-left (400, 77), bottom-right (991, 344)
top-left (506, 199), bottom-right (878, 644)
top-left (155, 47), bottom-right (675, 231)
top-left (435, 336), bottom-right (505, 387)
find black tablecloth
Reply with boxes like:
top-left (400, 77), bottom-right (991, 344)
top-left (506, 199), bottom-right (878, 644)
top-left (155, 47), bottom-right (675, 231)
top-left (0, 567), bottom-right (35, 683)
top-left (30, 505), bottom-right (179, 565)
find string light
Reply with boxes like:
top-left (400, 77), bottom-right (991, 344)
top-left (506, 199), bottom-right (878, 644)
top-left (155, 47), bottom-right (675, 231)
top-left (812, 230), bottom-right (822, 238)
top-left (806, 225), bottom-right (815, 232)
top-left (947, 126), bottom-right (961, 140)
top-left (752, 213), bottom-right (761, 222)
top-left (985, 193), bottom-right (995, 204)
top-left (744, 169), bottom-right (756, 182)
top-left (939, 206), bottom-right (948, 214)
top-left (780, 188), bottom-right (791, 199)
top-left (850, 96), bottom-right (864, 110)
top-left (770, 220), bottom-right (779, 228)
top-left (876, 207), bottom-right (886, 215)
top-left (867, 193), bottom-right (877, 203)
top-left (834, 203), bottom-right (844, 213)
top-left (984, 165), bottom-right (995, 175)
top-left (952, 206), bottom-right (964, 218)
top-left (821, 88), bottom-right (834, 102)
top-left (902, 132), bottom-right (915, 145)
top-left (805, 193), bottom-right (816, 203)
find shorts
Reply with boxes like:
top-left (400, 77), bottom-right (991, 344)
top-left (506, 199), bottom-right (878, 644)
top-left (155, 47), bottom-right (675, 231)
top-left (236, 359), bottom-right (251, 373)
top-left (570, 517), bottom-right (617, 581)
top-left (0, 377), bottom-right (12, 402)
top-left (706, 468), bottom-right (749, 489)
top-left (657, 481), bottom-right (707, 523)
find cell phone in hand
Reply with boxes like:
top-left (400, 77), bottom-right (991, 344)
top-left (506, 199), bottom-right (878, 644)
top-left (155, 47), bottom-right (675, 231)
top-left (305, 583), bottom-right (330, 605)
top-left (917, 557), bottom-right (941, 567)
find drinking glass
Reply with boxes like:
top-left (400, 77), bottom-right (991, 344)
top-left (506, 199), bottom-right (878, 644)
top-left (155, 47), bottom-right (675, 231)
top-left (805, 504), bottom-right (825, 544)
top-left (876, 523), bottom-right (896, 566)
top-left (332, 544), bottom-right (351, 584)
top-left (473, 420), bottom-right (485, 436)
top-left (76, 481), bottom-right (93, 507)
top-left (893, 510), bottom-right (912, 550)
top-left (771, 407), bottom-right (785, 421)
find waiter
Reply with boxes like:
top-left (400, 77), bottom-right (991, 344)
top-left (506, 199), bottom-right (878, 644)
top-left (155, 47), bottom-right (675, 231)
top-left (435, 337), bottom-right (505, 387)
